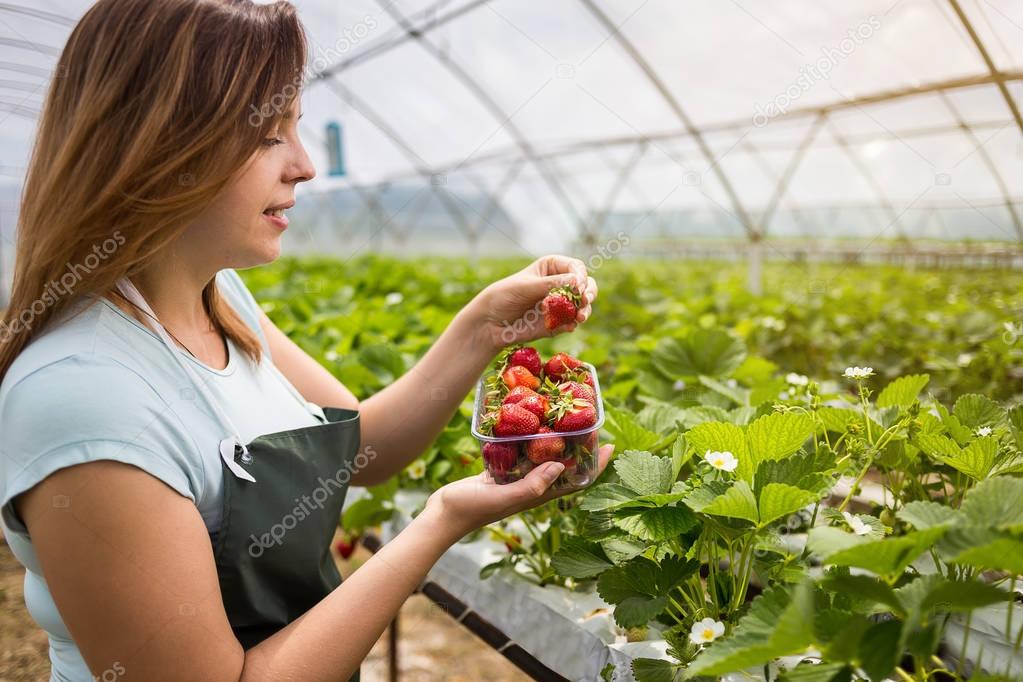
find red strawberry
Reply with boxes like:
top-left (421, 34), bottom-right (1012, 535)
top-left (553, 401), bottom-right (597, 433)
top-left (504, 385), bottom-right (539, 405)
top-left (516, 393), bottom-right (549, 421)
top-left (502, 365), bottom-right (540, 390)
top-left (507, 346), bottom-right (542, 376)
top-left (493, 403), bottom-right (541, 436)
top-left (569, 430), bottom-right (598, 454)
top-left (545, 352), bottom-right (583, 381)
top-left (483, 441), bottom-right (519, 475)
top-left (542, 286), bottom-right (582, 331)
top-left (525, 426), bottom-right (566, 464)
top-left (556, 455), bottom-right (578, 469)
top-left (335, 536), bottom-right (359, 559)
top-left (559, 380), bottom-right (595, 404)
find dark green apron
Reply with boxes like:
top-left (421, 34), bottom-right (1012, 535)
top-left (116, 277), bottom-right (361, 681)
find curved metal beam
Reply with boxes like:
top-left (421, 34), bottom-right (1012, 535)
top-left (322, 78), bottom-right (474, 239)
top-left (0, 3), bottom-right (76, 26)
top-left (938, 90), bottom-right (1023, 240)
top-left (825, 121), bottom-right (906, 239)
top-left (372, 0), bottom-right (584, 234)
top-left (308, 0), bottom-right (490, 83)
top-left (757, 113), bottom-right (824, 236)
top-left (946, 0), bottom-right (1023, 137)
top-left (739, 138), bottom-right (813, 235)
top-left (587, 141), bottom-right (648, 242)
top-left (577, 0), bottom-right (755, 238)
top-left (0, 61), bottom-right (50, 79)
top-left (0, 37), bottom-right (60, 57)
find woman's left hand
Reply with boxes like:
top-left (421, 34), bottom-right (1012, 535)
top-left (473, 254), bottom-right (598, 351)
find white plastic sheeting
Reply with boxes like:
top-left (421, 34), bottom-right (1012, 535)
top-left (2, 1), bottom-right (1023, 256)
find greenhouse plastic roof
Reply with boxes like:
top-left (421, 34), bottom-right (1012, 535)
top-left (3, 1), bottom-right (1023, 253)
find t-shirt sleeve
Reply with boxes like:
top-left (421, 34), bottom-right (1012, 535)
top-left (0, 354), bottom-right (201, 537)
top-left (217, 268), bottom-right (271, 359)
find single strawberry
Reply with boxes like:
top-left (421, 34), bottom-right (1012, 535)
top-left (493, 403), bottom-right (541, 436)
top-left (459, 454), bottom-right (474, 466)
top-left (503, 385), bottom-right (540, 405)
top-left (545, 352), bottom-right (583, 381)
top-left (335, 536), bottom-right (359, 559)
top-left (483, 441), bottom-right (519, 475)
top-left (515, 393), bottom-right (549, 421)
top-left (525, 426), bottom-right (566, 464)
top-left (542, 286), bottom-right (582, 331)
top-left (559, 380), bottom-right (596, 404)
top-left (507, 346), bottom-right (542, 376)
top-left (502, 365), bottom-right (540, 390)
top-left (553, 400), bottom-right (598, 433)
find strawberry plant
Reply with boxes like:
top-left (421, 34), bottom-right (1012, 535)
top-left (239, 255), bottom-right (1023, 679)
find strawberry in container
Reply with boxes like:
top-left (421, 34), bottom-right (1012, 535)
top-left (471, 346), bottom-right (604, 490)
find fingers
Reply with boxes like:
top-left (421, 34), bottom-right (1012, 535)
top-left (530, 444), bottom-right (617, 504)
top-left (512, 461), bottom-right (566, 501)
top-left (534, 255), bottom-right (588, 294)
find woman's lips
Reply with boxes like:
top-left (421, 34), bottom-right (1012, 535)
top-left (262, 211), bottom-right (289, 230)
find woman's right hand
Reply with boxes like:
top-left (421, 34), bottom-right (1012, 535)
top-left (424, 444), bottom-right (615, 539)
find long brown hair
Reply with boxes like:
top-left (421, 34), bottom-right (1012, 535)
top-left (0, 0), bottom-right (308, 383)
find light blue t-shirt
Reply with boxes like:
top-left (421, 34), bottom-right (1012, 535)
top-left (0, 269), bottom-right (325, 681)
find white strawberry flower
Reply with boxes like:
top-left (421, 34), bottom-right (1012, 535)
top-left (976, 426), bottom-right (993, 437)
top-left (843, 366), bottom-right (874, 380)
top-left (786, 373), bottom-right (809, 387)
top-left (704, 450), bottom-right (738, 473)
top-left (384, 292), bottom-right (404, 306)
top-left (407, 459), bottom-right (426, 480)
top-left (842, 511), bottom-right (871, 536)
top-left (689, 618), bottom-right (725, 645)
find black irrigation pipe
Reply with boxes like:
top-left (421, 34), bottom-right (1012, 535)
top-left (360, 533), bottom-right (570, 682)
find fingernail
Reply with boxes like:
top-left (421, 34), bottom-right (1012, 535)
top-left (542, 462), bottom-right (565, 483)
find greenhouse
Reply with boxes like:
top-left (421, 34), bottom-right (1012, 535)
top-left (0, 0), bottom-right (1022, 681)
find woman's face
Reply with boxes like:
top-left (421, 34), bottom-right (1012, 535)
top-left (184, 99), bottom-right (316, 271)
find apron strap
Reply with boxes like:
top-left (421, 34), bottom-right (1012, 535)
top-left (116, 276), bottom-right (262, 479)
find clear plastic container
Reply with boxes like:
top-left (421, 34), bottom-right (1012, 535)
top-left (470, 361), bottom-right (605, 490)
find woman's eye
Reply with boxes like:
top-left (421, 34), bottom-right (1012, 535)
top-left (262, 136), bottom-right (284, 147)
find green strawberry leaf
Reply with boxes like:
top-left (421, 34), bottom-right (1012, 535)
top-left (757, 483), bottom-right (820, 528)
top-left (651, 328), bottom-right (746, 379)
top-left (551, 537), bottom-right (614, 578)
top-left (744, 412), bottom-right (815, 483)
top-left (897, 501), bottom-right (959, 530)
top-left (953, 393), bottom-right (1006, 429)
top-left (821, 528), bottom-right (947, 579)
top-left (685, 582), bottom-right (814, 677)
top-left (820, 573), bottom-right (904, 616)
top-left (632, 658), bottom-right (684, 682)
top-left (959, 476), bottom-right (1023, 529)
top-left (613, 505), bottom-right (699, 541)
top-left (604, 403), bottom-right (663, 452)
top-left (613, 449), bottom-right (675, 496)
top-left (598, 556), bottom-right (698, 628)
top-left (876, 373), bottom-right (929, 408)
top-left (700, 480), bottom-right (759, 525)
top-left (579, 483), bottom-right (638, 512)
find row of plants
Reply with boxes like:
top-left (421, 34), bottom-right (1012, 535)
top-left (240, 255), bottom-right (1023, 680)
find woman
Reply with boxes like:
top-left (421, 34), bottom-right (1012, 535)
top-left (0, 1), bottom-right (613, 680)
